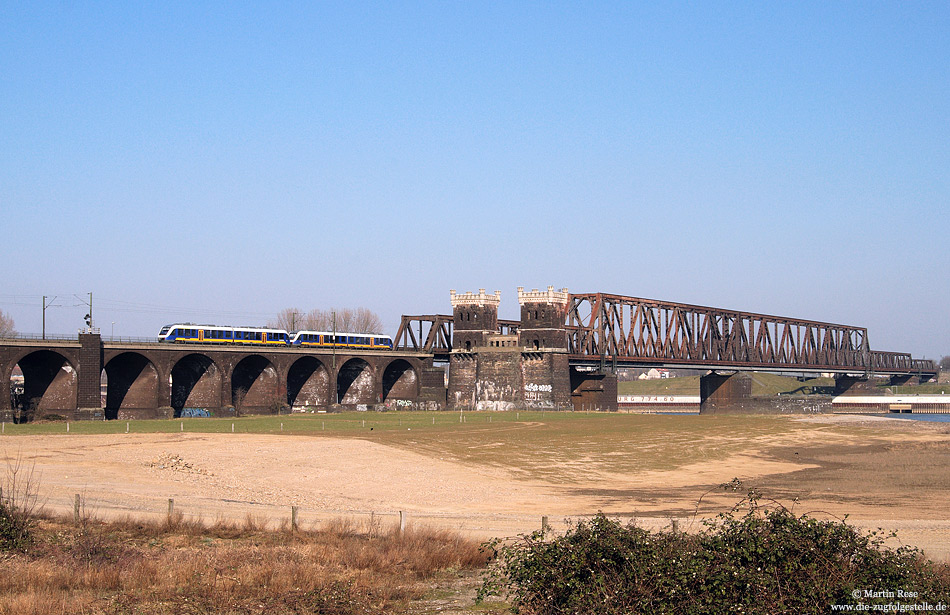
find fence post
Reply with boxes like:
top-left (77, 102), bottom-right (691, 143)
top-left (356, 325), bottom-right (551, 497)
top-left (74, 494), bottom-right (81, 524)
top-left (399, 510), bottom-right (406, 535)
top-left (542, 515), bottom-right (549, 532)
top-left (167, 498), bottom-right (174, 521)
top-left (291, 506), bottom-right (299, 532)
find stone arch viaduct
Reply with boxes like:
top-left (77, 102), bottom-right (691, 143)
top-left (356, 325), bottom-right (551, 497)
top-left (0, 335), bottom-right (444, 421)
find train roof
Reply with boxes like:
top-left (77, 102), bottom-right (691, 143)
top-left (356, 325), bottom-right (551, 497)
top-left (291, 330), bottom-right (392, 338)
top-left (161, 324), bottom-right (289, 333)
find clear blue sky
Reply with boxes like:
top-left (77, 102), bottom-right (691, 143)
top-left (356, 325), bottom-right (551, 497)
top-left (2, 2), bottom-right (948, 360)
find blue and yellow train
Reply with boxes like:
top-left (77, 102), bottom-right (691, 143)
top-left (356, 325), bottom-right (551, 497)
top-left (158, 324), bottom-right (393, 350)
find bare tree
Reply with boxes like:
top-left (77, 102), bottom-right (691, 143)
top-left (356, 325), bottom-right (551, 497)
top-left (268, 308), bottom-right (305, 331)
top-left (270, 307), bottom-right (384, 334)
top-left (940, 356), bottom-right (950, 371)
top-left (0, 309), bottom-right (15, 338)
top-left (348, 307), bottom-right (384, 334)
top-left (304, 309), bottom-right (332, 331)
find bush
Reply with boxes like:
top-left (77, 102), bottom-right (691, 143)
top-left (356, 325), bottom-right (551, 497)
top-left (0, 498), bottom-right (32, 551)
top-left (479, 487), bottom-right (950, 614)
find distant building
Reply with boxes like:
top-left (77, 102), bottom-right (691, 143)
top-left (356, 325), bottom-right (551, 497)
top-left (638, 368), bottom-right (671, 380)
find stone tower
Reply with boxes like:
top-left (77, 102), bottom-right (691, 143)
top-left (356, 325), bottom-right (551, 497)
top-left (517, 287), bottom-right (572, 409)
top-left (446, 289), bottom-right (504, 410)
top-left (449, 289), bottom-right (500, 352)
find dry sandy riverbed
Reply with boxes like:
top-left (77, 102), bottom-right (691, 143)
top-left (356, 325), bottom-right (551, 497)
top-left (2, 414), bottom-right (949, 560)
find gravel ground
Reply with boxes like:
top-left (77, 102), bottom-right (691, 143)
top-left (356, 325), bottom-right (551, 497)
top-left (3, 420), bottom-right (950, 560)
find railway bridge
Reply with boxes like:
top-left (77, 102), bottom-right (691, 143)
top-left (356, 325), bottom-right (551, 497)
top-left (394, 287), bottom-right (938, 414)
top-left (1, 286), bottom-right (939, 420)
top-left (0, 337), bottom-right (444, 421)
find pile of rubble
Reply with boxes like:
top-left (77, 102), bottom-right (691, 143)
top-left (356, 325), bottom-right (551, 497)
top-left (148, 452), bottom-right (212, 475)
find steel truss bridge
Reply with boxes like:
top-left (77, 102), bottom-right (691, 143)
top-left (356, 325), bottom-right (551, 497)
top-left (395, 293), bottom-right (937, 378)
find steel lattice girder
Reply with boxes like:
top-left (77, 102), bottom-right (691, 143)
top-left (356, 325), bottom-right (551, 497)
top-left (393, 315), bottom-right (453, 355)
top-left (564, 293), bottom-right (934, 375)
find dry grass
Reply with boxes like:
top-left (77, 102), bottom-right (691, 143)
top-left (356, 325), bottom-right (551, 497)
top-left (0, 511), bottom-right (489, 615)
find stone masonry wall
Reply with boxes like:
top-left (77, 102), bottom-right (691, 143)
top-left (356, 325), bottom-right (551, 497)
top-left (474, 347), bottom-right (523, 411)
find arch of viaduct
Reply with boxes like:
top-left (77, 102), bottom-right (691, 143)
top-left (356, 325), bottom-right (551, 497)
top-left (1, 335), bottom-right (444, 421)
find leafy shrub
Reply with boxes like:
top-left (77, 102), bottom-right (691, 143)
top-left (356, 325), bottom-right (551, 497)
top-left (479, 487), bottom-right (950, 614)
